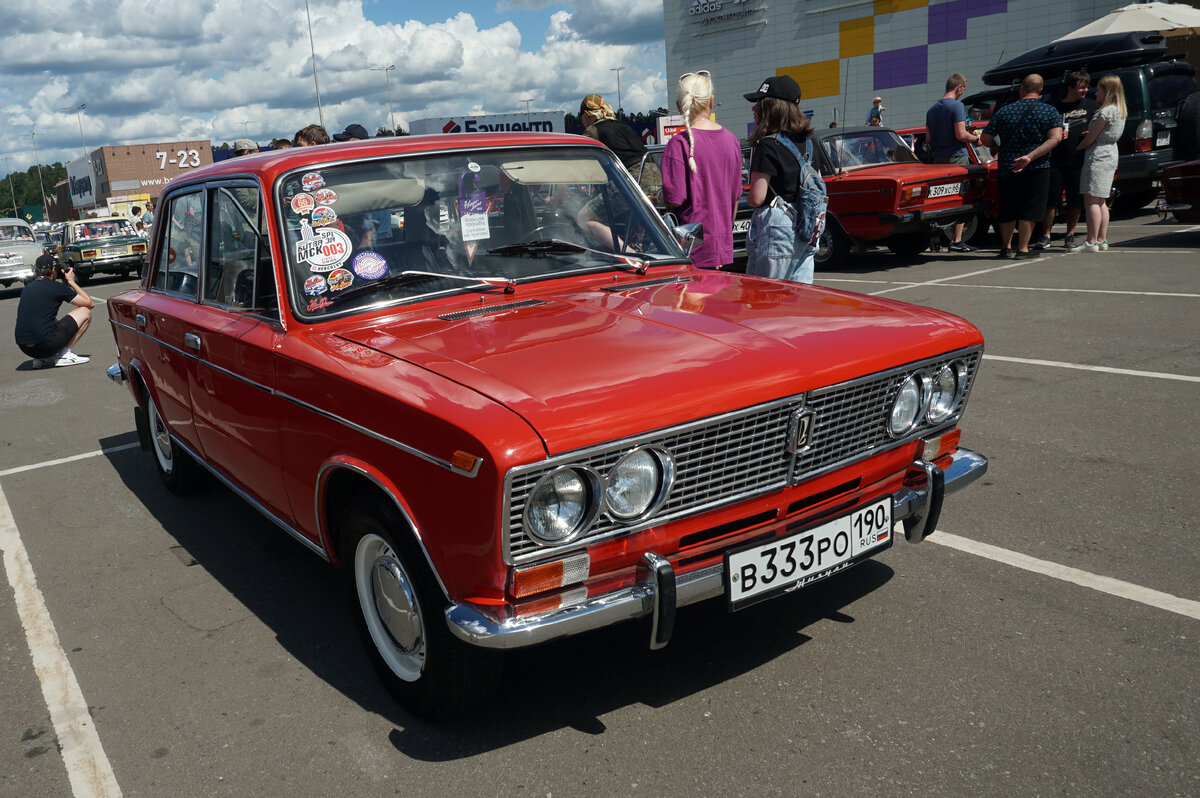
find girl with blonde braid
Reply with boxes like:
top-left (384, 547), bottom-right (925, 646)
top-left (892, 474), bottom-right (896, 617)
top-left (660, 70), bottom-right (743, 269)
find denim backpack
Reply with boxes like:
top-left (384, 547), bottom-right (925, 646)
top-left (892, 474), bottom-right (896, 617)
top-left (772, 134), bottom-right (827, 248)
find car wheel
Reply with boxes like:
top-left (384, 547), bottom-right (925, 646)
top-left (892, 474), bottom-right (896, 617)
top-left (815, 218), bottom-right (850, 270)
top-left (147, 391), bottom-right (203, 493)
top-left (341, 491), bottom-right (501, 718)
top-left (887, 231), bottom-right (929, 257)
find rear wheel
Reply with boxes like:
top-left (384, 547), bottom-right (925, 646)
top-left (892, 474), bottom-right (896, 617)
top-left (146, 390), bottom-right (203, 493)
top-left (814, 218), bottom-right (850, 270)
top-left (887, 231), bottom-right (930, 257)
top-left (340, 491), bottom-right (501, 718)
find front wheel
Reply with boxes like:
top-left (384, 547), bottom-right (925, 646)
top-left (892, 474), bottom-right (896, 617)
top-left (814, 218), bottom-right (850, 270)
top-left (340, 491), bottom-right (501, 718)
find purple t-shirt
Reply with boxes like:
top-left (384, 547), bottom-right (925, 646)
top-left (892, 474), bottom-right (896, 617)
top-left (661, 126), bottom-right (743, 268)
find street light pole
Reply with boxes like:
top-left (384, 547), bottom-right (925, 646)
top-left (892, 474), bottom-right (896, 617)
top-left (242, 120), bottom-right (252, 137)
top-left (61, 102), bottom-right (89, 162)
top-left (304, 0), bottom-right (326, 128)
top-left (3, 156), bottom-right (18, 218)
top-left (521, 98), bottom-right (533, 129)
top-left (29, 130), bottom-right (49, 221)
top-left (372, 64), bottom-right (397, 135)
top-left (610, 66), bottom-right (624, 116)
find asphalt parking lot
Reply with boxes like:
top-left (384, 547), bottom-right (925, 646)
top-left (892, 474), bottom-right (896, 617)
top-left (2, 210), bottom-right (1197, 797)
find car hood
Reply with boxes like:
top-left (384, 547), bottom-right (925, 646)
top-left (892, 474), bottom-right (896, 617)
top-left (335, 271), bottom-right (981, 454)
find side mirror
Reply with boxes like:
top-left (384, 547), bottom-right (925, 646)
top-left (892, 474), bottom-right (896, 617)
top-left (673, 221), bottom-right (703, 255)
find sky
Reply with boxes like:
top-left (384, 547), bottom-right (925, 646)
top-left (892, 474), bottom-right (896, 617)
top-left (0, 0), bottom-right (668, 173)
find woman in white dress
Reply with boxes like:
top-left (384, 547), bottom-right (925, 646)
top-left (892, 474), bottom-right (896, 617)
top-left (1072, 74), bottom-right (1127, 252)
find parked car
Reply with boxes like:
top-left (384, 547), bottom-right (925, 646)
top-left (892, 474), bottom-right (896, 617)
top-left (965, 31), bottom-right (1198, 211)
top-left (633, 143), bottom-right (753, 262)
top-left (106, 132), bottom-right (988, 717)
top-left (1157, 158), bottom-right (1200, 222)
top-left (808, 126), bottom-right (989, 268)
top-left (0, 217), bottom-right (43, 288)
top-left (895, 121), bottom-right (998, 246)
top-left (59, 215), bottom-right (147, 283)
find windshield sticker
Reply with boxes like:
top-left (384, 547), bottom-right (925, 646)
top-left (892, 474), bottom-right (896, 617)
top-left (290, 193), bottom-right (315, 215)
top-left (304, 275), bottom-right (328, 295)
top-left (296, 219), bottom-right (351, 271)
top-left (351, 251), bottom-right (387, 280)
top-left (328, 269), bottom-right (353, 291)
top-left (311, 206), bottom-right (338, 228)
top-left (313, 188), bottom-right (338, 205)
top-left (301, 172), bottom-right (326, 191)
top-left (307, 296), bottom-right (333, 313)
top-left (458, 168), bottom-right (490, 247)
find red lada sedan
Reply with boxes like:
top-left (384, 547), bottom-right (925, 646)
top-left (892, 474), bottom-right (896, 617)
top-left (107, 132), bottom-right (988, 717)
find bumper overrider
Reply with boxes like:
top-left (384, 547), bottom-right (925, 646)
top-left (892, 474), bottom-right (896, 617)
top-left (447, 447), bottom-right (987, 650)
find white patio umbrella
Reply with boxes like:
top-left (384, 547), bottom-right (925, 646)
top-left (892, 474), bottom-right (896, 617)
top-left (1055, 2), bottom-right (1200, 40)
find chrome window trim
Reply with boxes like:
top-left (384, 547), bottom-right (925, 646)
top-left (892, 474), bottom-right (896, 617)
top-left (108, 319), bottom-right (480, 479)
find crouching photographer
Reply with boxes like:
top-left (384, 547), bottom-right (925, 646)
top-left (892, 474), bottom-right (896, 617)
top-left (14, 253), bottom-right (94, 369)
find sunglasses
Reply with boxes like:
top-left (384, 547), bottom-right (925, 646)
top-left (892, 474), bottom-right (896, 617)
top-left (679, 70), bottom-right (711, 81)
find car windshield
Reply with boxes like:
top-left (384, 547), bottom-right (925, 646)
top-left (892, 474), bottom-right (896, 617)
top-left (279, 145), bottom-right (685, 319)
top-left (74, 220), bottom-right (134, 238)
top-left (821, 131), bottom-right (921, 172)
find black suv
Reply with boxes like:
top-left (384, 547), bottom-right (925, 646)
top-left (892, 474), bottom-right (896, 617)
top-left (964, 35), bottom-right (1198, 211)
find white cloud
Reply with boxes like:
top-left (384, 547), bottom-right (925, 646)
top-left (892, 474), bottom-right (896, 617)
top-left (0, 0), bottom-right (667, 171)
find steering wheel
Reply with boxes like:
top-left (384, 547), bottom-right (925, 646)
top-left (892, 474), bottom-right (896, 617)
top-left (516, 223), bottom-right (579, 244)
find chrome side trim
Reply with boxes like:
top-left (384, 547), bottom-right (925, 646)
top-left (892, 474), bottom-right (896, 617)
top-left (168, 434), bottom-right (329, 561)
top-left (107, 319), bottom-right (479, 477)
top-left (447, 447), bottom-right (987, 650)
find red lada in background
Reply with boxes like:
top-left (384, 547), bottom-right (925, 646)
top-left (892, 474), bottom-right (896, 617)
top-left (106, 132), bottom-right (988, 717)
top-left (810, 126), bottom-right (989, 267)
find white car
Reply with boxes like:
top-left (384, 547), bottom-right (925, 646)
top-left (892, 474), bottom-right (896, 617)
top-left (0, 218), bottom-right (42, 288)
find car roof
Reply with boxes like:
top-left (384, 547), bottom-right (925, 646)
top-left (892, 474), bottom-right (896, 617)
top-left (165, 132), bottom-right (608, 194)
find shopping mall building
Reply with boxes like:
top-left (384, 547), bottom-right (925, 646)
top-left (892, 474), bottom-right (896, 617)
top-left (664, 0), bottom-right (1164, 136)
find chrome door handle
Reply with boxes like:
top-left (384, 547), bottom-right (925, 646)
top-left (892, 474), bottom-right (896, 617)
top-left (135, 313), bottom-right (146, 328)
top-left (184, 333), bottom-right (201, 351)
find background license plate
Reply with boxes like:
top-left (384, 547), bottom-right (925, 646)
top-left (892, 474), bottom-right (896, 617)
top-left (732, 219), bottom-right (750, 233)
top-left (726, 498), bottom-right (892, 610)
top-left (928, 182), bottom-right (961, 198)
top-left (101, 247), bottom-right (126, 256)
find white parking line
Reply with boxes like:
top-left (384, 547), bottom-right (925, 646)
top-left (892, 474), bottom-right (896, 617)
top-left (0, 443), bottom-right (139, 479)
top-left (0, 484), bottom-right (122, 798)
top-left (983, 354), bottom-right (1200, 383)
top-left (930, 531), bottom-right (1200, 621)
top-left (823, 278), bottom-right (1200, 299)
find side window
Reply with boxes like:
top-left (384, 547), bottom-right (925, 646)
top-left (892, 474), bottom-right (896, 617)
top-left (152, 192), bottom-right (202, 297)
top-left (205, 186), bottom-right (261, 307)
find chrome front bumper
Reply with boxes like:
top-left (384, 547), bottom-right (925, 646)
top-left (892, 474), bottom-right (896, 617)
top-left (447, 447), bottom-right (988, 650)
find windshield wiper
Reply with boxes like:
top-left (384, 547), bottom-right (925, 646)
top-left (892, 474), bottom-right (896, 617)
top-left (487, 239), bottom-right (650, 274)
top-left (332, 269), bottom-right (516, 302)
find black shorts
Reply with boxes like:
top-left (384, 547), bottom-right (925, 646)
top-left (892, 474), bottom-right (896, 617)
top-left (18, 316), bottom-right (78, 360)
top-left (998, 169), bottom-right (1051, 223)
top-left (1047, 164), bottom-right (1084, 210)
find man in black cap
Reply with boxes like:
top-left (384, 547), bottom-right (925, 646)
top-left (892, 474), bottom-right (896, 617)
top-left (333, 124), bottom-right (370, 141)
top-left (14, 254), bottom-right (94, 368)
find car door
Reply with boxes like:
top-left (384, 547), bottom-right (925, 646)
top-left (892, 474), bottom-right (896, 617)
top-left (185, 181), bottom-right (291, 522)
top-left (136, 190), bottom-right (206, 460)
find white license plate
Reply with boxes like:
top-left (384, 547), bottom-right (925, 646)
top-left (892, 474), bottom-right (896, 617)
top-left (1156, 132), bottom-right (1171, 147)
top-left (928, 182), bottom-right (962, 199)
top-left (726, 497), bottom-right (892, 610)
top-left (732, 219), bottom-right (751, 234)
top-left (101, 247), bottom-right (127, 256)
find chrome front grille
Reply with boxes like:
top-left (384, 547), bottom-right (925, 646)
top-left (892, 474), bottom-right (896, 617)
top-left (504, 347), bottom-right (982, 563)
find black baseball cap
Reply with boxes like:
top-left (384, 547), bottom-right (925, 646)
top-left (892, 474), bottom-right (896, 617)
top-left (36, 253), bottom-right (57, 269)
top-left (333, 123), bottom-right (370, 141)
top-left (744, 75), bottom-right (802, 103)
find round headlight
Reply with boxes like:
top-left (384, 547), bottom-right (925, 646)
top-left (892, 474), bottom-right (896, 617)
top-left (525, 467), bottom-right (599, 544)
top-left (889, 373), bottom-right (926, 436)
top-left (927, 363), bottom-right (961, 423)
top-left (606, 448), bottom-right (673, 520)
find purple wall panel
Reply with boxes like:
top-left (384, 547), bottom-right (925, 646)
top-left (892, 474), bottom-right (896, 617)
top-left (874, 45), bottom-right (929, 89)
top-left (929, 0), bottom-right (1009, 45)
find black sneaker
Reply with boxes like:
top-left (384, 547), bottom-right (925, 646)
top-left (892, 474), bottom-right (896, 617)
top-left (1031, 234), bottom-right (1051, 250)
top-left (1014, 249), bottom-right (1039, 259)
top-left (997, 248), bottom-right (1012, 258)
top-left (948, 241), bottom-right (977, 252)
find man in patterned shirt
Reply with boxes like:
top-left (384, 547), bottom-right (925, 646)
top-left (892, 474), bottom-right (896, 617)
top-left (980, 74), bottom-right (1063, 259)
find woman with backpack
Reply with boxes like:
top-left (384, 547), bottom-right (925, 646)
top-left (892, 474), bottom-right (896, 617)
top-left (660, 70), bottom-right (744, 270)
top-left (744, 75), bottom-right (826, 283)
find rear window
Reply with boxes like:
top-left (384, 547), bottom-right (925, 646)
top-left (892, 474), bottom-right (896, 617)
top-left (1149, 73), bottom-right (1198, 116)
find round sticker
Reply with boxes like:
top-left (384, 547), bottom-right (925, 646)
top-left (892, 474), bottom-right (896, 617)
top-left (313, 188), bottom-right (338, 205)
top-left (327, 269), bottom-right (353, 291)
top-left (303, 275), bottom-right (327, 295)
top-left (311, 206), bottom-right (338, 228)
top-left (297, 227), bottom-right (352, 271)
top-left (301, 172), bottom-right (326, 191)
top-left (351, 251), bottom-right (387, 280)
top-left (291, 193), bottom-right (315, 215)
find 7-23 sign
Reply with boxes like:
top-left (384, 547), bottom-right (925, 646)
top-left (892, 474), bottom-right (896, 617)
top-left (156, 150), bottom-right (201, 170)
